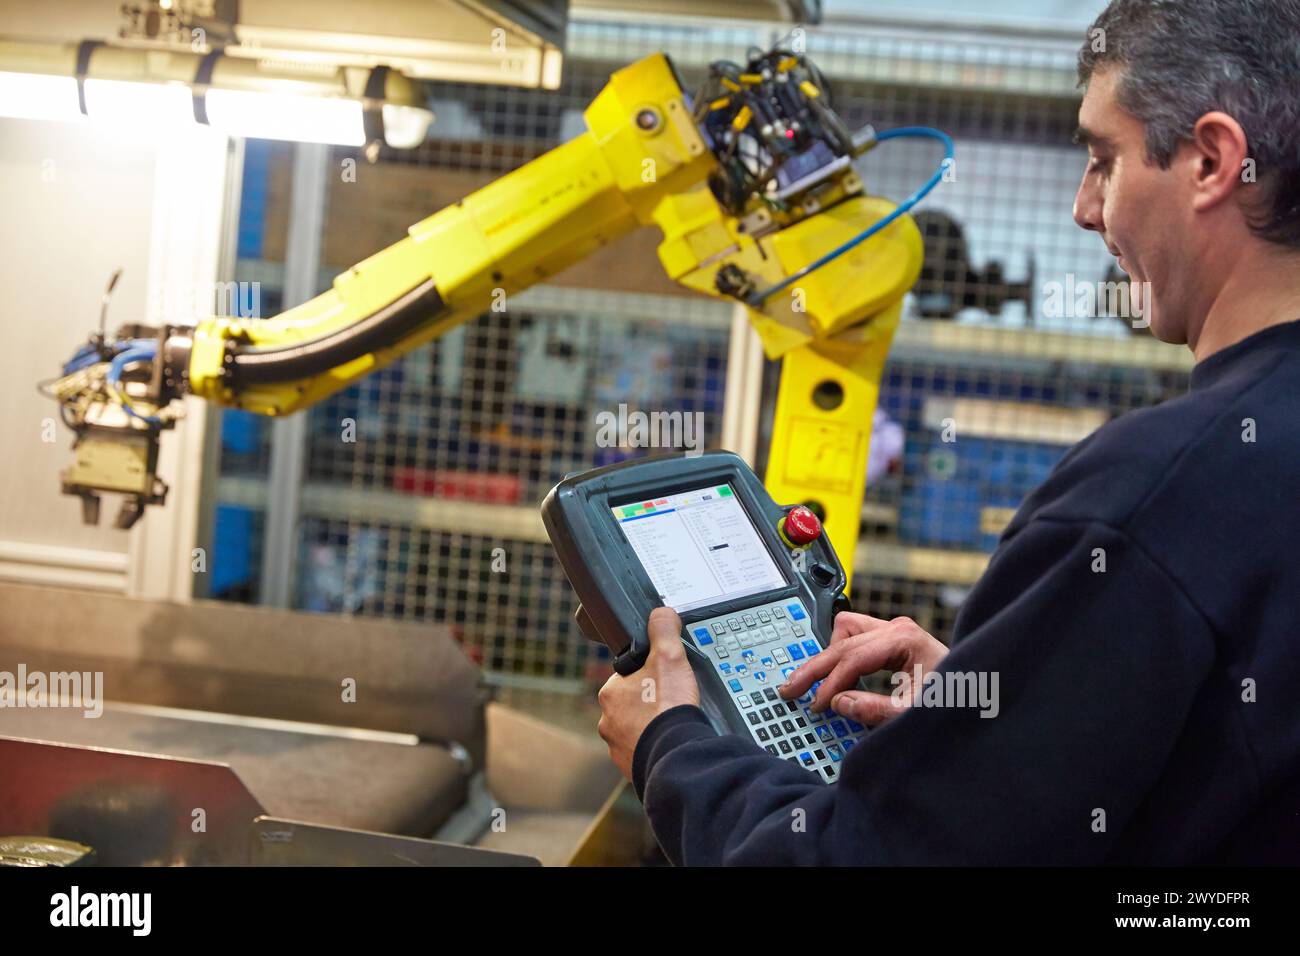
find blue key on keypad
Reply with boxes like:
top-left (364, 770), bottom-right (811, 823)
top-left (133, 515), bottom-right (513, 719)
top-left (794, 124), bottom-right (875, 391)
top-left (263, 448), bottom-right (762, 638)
top-left (693, 627), bottom-right (713, 645)
top-left (799, 752), bottom-right (815, 767)
top-left (728, 679), bottom-right (743, 692)
top-left (718, 663), bottom-right (731, 674)
top-left (816, 725), bottom-right (834, 742)
top-left (787, 644), bottom-right (805, 661)
top-left (842, 739), bottom-right (856, 752)
top-left (801, 640), bottom-right (820, 657)
top-left (827, 744), bottom-right (844, 761)
top-left (830, 720), bottom-right (849, 738)
top-left (846, 719), bottom-right (864, 733)
top-left (787, 604), bottom-right (807, 621)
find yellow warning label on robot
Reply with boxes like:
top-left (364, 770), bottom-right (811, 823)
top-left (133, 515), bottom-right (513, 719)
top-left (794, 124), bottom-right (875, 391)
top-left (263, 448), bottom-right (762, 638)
top-left (781, 418), bottom-right (864, 495)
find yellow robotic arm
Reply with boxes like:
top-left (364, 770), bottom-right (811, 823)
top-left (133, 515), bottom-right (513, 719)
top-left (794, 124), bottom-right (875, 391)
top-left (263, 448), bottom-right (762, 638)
top-left (188, 53), bottom-right (712, 417)
top-left (49, 45), bottom-right (944, 568)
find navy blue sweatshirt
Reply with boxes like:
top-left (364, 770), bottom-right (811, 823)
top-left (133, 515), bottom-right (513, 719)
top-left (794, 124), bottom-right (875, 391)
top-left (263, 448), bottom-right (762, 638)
top-left (633, 318), bottom-right (1300, 865)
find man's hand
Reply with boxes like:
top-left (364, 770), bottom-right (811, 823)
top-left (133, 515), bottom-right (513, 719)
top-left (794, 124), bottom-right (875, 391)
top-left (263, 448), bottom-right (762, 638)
top-left (597, 606), bottom-right (701, 781)
top-left (778, 613), bottom-right (948, 727)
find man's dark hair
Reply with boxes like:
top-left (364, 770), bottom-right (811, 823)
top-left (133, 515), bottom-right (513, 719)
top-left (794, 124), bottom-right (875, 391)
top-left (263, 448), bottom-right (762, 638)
top-left (1078, 0), bottom-right (1300, 247)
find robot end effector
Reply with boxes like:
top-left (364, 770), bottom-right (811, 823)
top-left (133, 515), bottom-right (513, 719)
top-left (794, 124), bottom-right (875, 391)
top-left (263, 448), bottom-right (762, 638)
top-left (43, 270), bottom-right (194, 529)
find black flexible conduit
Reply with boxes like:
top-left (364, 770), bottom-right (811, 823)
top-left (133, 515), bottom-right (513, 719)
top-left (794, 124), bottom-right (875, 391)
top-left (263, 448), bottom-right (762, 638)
top-left (227, 279), bottom-right (447, 386)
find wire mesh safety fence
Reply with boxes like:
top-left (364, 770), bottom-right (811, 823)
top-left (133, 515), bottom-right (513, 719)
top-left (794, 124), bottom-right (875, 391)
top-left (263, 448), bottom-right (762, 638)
top-left (209, 14), bottom-right (1192, 687)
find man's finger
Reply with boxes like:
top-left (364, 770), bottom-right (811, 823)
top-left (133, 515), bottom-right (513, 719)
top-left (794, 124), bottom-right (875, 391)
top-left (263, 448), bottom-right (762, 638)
top-left (776, 640), bottom-right (844, 699)
top-left (645, 606), bottom-right (685, 660)
top-left (830, 611), bottom-right (891, 644)
top-left (831, 690), bottom-right (906, 727)
top-left (810, 636), bottom-right (906, 711)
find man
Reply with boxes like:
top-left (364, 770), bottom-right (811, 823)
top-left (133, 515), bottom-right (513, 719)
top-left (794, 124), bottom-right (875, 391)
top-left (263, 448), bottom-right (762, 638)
top-left (596, 0), bottom-right (1300, 864)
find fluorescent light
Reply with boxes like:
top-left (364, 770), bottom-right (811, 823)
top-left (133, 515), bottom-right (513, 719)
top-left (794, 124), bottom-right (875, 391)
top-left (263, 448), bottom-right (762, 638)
top-left (0, 74), bottom-right (195, 132)
top-left (0, 71), bottom-right (81, 122)
top-left (0, 58), bottom-right (431, 148)
top-left (83, 78), bottom-right (195, 131)
top-left (204, 88), bottom-right (365, 145)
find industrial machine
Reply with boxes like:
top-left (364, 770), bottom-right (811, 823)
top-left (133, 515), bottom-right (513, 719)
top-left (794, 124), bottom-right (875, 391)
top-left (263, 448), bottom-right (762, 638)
top-left (543, 450), bottom-right (864, 782)
top-left (43, 41), bottom-right (952, 568)
top-left (911, 210), bottom-right (1035, 321)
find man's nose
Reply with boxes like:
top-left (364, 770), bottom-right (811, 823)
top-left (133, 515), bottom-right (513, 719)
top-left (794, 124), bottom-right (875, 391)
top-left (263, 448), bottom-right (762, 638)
top-left (1073, 176), bottom-right (1102, 233)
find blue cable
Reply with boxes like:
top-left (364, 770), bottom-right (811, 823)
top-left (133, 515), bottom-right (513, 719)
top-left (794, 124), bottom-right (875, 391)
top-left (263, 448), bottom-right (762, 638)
top-left (62, 344), bottom-right (102, 375)
top-left (106, 341), bottom-right (163, 425)
top-left (746, 125), bottom-right (955, 305)
top-left (62, 337), bottom-right (159, 375)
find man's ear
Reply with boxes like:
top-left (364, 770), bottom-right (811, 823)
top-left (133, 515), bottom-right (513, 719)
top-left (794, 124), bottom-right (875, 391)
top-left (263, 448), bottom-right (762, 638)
top-left (1188, 111), bottom-right (1251, 213)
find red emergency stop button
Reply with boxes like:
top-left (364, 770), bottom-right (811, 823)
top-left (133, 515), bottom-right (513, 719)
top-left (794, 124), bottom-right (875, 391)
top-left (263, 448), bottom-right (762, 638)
top-left (780, 506), bottom-right (821, 547)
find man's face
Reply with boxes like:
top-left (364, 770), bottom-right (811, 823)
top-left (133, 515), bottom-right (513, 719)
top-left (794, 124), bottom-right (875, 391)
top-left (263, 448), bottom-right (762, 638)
top-left (1073, 67), bottom-right (1196, 342)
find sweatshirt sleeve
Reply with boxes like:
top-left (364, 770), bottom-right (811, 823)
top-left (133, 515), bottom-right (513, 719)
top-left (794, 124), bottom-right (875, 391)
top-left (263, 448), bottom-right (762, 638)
top-left (631, 517), bottom-right (1216, 865)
